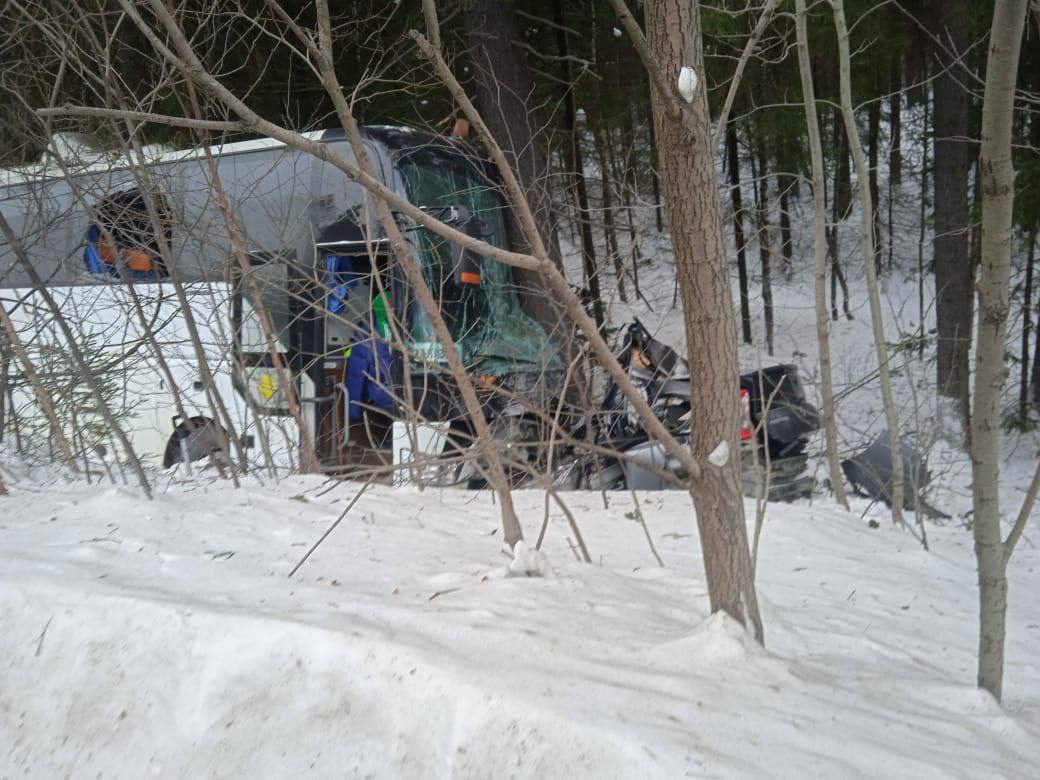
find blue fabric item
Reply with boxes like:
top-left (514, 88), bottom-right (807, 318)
top-left (345, 324), bottom-right (394, 421)
top-left (325, 255), bottom-right (365, 315)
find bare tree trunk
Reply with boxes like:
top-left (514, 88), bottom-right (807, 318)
top-left (795, 0), bottom-right (849, 509)
top-left (888, 67), bottom-right (902, 272)
top-left (1020, 229), bottom-right (1036, 421)
top-left (868, 97), bottom-right (883, 274)
top-left (779, 183), bottom-right (794, 281)
top-left (751, 145), bottom-right (774, 356)
top-left (1033, 250), bottom-right (1040, 405)
top-left (727, 122), bottom-right (753, 345)
top-left (592, 124), bottom-right (627, 302)
top-left (932, 0), bottom-right (974, 412)
top-left (619, 108), bottom-right (644, 299)
top-left (890, 71), bottom-right (902, 186)
top-left (465, 0), bottom-right (568, 336)
top-left (833, 0), bottom-right (904, 525)
top-left (829, 114), bottom-right (854, 321)
top-left (554, 0), bottom-right (603, 328)
top-left (643, 0), bottom-right (763, 641)
top-left (919, 89), bottom-right (930, 357)
top-left (971, 0), bottom-right (1030, 702)
top-left (647, 109), bottom-right (664, 233)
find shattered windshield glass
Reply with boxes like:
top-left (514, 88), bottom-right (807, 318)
top-left (397, 155), bottom-right (561, 376)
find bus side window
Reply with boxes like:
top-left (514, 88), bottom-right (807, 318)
top-left (83, 188), bottom-right (170, 281)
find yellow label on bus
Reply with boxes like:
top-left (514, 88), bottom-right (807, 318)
top-left (258, 373), bottom-right (278, 401)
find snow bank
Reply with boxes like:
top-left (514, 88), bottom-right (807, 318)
top-left (1, 467), bottom-right (1038, 776)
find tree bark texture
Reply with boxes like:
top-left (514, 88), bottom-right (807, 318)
top-left (931, 0), bottom-right (974, 407)
top-left (644, 0), bottom-right (763, 642)
top-left (971, 0), bottom-right (1030, 702)
top-left (465, 0), bottom-right (566, 335)
top-left (1020, 229), bottom-right (1035, 421)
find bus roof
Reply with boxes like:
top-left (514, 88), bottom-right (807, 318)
top-left (1, 130), bottom-right (329, 192)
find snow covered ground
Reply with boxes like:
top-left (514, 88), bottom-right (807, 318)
top-left (2, 455), bottom-right (1038, 777)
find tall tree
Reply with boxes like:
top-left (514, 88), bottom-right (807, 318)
top-left (615, 0), bottom-right (763, 640)
top-left (971, 0), bottom-right (1031, 702)
top-left (931, 0), bottom-right (974, 416)
top-left (464, 0), bottom-right (567, 333)
top-left (794, 0), bottom-right (849, 509)
top-left (553, 0), bottom-right (603, 328)
top-left (833, 0), bottom-right (905, 525)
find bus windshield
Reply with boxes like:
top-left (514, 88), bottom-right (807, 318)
top-left (397, 156), bottom-right (560, 376)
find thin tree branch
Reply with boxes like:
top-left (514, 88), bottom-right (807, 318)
top-left (605, 0), bottom-right (684, 122)
top-left (712, 0), bottom-right (780, 151)
top-left (1005, 458), bottom-right (1040, 562)
top-left (36, 105), bottom-right (239, 131)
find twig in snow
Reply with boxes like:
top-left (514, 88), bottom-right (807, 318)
top-left (629, 488), bottom-right (664, 567)
top-left (35, 617), bottom-right (52, 657)
top-left (566, 537), bottom-right (581, 562)
top-left (288, 476), bottom-right (374, 577)
top-left (428, 588), bottom-right (460, 602)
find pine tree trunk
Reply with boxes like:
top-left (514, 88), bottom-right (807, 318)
top-left (972, 0), bottom-right (1030, 702)
top-left (868, 97), bottom-right (883, 274)
top-left (620, 107), bottom-right (644, 296)
top-left (1019, 229), bottom-right (1035, 421)
top-left (830, 109), bottom-right (854, 321)
top-left (644, 0), bottom-right (763, 641)
top-left (465, 0), bottom-right (566, 334)
top-left (890, 70), bottom-right (902, 186)
top-left (593, 124), bottom-right (627, 303)
top-left (648, 107), bottom-right (665, 233)
top-left (833, 0), bottom-right (905, 525)
top-left (795, 0), bottom-right (849, 508)
top-left (751, 145), bottom-right (774, 355)
top-left (931, 0), bottom-right (973, 408)
top-left (554, 0), bottom-right (603, 328)
top-left (918, 87), bottom-right (930, 357)
top-left (727, 122), bottom-right (753, 345)
top-left (779, 184), bottom-right (794, 281)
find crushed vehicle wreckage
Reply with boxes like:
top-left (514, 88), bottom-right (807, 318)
top-left (546, 320), bottom-right (821, 499)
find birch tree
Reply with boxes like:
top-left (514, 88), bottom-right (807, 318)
top-left (832, 0), bottom-right (905, 525)
top-left (971, 0), bottom-right (1031, 702)
top-left (794, 0), bottom-right (848, 509)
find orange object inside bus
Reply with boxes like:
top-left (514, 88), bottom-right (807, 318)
top-left (98, 240), bottom-right (157, 272)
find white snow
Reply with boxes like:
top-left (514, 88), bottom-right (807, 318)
top-left (1, 456), bottom-right (1038, 776)
top-left (707, 439), bottom-right (730, 467)
top-left (507, 540), bottom-right (552, 578)
top-left (677, 66), bottom-right (698, 103)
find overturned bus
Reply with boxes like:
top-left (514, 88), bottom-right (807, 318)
top-left (0, 126), bottom-right (562, 475)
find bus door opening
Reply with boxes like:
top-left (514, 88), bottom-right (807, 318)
top-left (316, 247), bottom-right (395, 470)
